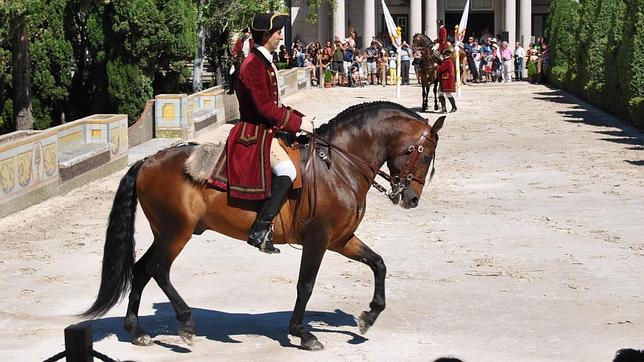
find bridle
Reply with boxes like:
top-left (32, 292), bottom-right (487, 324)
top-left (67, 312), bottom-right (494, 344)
top-left (309, 122), bottom-right (437, 203)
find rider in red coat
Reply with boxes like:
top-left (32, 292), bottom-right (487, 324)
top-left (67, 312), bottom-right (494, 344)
top-left (210, 13), bottom-right (313, 254)
top-left (434, 48), bottom-right (457, 113)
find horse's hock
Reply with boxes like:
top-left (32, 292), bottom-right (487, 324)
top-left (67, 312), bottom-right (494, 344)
top-left (0, 114), bottom-right (129, 218)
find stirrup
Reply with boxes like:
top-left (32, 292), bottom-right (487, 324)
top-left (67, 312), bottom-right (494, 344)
top-left (247, 229), bottom-right (281, 254)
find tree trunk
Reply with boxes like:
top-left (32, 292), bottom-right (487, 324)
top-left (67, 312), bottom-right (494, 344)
top-left (12, 15), bottom-right (33, 131)
top-left (192, 0), bottom-right (205, 92)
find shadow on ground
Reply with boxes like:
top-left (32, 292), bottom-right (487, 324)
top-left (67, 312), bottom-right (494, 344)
top-left (88, 303), bottom-right (364, 352)
top-left (532, 87), bottom-right (644, 166)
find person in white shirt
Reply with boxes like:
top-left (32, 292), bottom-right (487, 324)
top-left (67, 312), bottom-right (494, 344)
top-left (514, 42), bottom-right (526, 81)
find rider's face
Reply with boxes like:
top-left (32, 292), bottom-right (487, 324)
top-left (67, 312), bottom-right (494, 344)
top-left (264, 29), bottom-right (283, 52)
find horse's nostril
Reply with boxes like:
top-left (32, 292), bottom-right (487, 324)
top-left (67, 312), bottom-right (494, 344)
top-left (410, 197), bottom-right (419, 207)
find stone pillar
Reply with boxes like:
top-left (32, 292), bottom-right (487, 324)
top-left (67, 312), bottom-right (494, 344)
top-left (332, 0), bottom-right (346, 41)
top-left (409, 0), bottom-right (422, 43)
top-left (424, 0), bottom-right (438, 39)
top-left (519, 0), bottom-right (532, 49)
top-left (363, 0), bottom-right (376, 47)
top-left (494, 0), bottom-right (502, 36)
top-left (504, 0), bottom-right (516, 46)
top-left (318, 1), bottom-right (330, 43)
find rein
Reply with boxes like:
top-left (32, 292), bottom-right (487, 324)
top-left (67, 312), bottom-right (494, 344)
top-left (308, 122), bottom-right (437, 203)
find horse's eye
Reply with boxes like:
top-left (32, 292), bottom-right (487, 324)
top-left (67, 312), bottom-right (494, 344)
top-left (421, 155), bottom-right (432, 165)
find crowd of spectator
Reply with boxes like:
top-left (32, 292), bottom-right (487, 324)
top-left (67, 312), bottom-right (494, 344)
top-left (461, 31), bottom-right (550, 85)
top-left (230, 27), bottom-right (550, 90)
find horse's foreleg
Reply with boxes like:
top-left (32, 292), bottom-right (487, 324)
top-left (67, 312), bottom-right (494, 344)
top-left (433, 79), bottom-right (439, 111)
top-left (422, 84), bottom-right (428, 111)
top-left (148, 232), bottom-right (196, 345)
top-left (331, 235), bottom-right (386, 335)
top-left (289, 245), bottom-right (326, 351)
top-left (124, 246), bottom-right (155, 346)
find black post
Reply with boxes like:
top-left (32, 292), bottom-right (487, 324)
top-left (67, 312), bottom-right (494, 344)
top-left (64, 323), bottom-right (93, 362)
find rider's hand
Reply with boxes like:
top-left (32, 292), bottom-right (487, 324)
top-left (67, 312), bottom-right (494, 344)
top-left (299, 117), bottom-right (314, 133)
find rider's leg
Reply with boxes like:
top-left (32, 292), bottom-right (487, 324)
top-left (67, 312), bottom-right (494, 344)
top-left (247, 141), bottom-right (295, 254)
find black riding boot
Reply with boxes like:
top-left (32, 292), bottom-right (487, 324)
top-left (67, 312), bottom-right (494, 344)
top-left (448, 96), bottom-right (457, 113)
top-left (247, 175), bottom-right (292, 254)
top-left (439, 96), bottom-right (447, 113)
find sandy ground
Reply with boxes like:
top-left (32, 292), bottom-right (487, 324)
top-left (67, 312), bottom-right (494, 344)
top-left (0, 78), bottom-right (643, 362)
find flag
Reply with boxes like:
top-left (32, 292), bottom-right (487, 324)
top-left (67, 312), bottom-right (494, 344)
top-left (381, 0), bottom-right (401, 49)
top-left (456, 0), bottom-right (471, 44)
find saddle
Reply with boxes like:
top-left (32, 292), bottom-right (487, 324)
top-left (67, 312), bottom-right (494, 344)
top-left (184, 139), bottom-right (304, 244)
top-left (184, 139), bottom-right (302, 189)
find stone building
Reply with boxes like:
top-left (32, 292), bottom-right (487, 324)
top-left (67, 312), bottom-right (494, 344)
top-left (288, 0), bottom-right (552, 49)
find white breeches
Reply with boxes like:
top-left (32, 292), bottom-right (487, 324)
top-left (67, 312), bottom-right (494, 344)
top-left (439, 91), bottom-right (453, 97)
top-left (270, 141), bottom-right (296, 181)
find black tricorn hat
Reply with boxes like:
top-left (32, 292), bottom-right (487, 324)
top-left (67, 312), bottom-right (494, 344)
top-left (251, 13), bottom-right (288, 32)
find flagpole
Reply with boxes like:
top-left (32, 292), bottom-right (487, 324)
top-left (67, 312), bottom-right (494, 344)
top-left (396, 27), bottom-right (401, 99)
top-left (455, 25), bottom-right (461, 97)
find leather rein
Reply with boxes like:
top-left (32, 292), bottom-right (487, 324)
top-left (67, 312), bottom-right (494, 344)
top-left (308, 122), bottom-right (437, 204)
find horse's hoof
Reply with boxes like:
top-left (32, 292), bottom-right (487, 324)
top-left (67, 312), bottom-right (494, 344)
top-left (358, 311), bottom-right (373, 335)
top-left (132, 334), bottom-right (153, 346)
top-left (179, 329), bottom-right (195, 346)
top-left (434, 105), bottom-right (439, 111)
top-left (301, 337), bottom-right (325, 351)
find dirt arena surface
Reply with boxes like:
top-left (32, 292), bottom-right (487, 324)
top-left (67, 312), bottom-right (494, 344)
top-left (0, 80), bottom-right (642, 361)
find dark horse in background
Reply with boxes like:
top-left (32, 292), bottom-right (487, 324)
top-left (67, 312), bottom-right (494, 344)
top-left (82, 101), bottom-right (445, 351)
top-left (412, 33), bottom-right (441, 112)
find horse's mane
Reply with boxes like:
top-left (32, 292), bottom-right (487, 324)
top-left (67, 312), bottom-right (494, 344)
top-left (316, 101), bottom-right (424, 138)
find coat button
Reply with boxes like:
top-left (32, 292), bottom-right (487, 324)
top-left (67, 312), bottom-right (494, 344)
top-left (273, 101), bottom-right (277, 104)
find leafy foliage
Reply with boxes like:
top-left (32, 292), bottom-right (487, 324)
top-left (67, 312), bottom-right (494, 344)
top-left (546, 0), bottom-right (644, 126)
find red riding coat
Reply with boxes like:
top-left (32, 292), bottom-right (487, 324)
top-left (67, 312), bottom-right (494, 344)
top-left (437, 57), bottom-right (456, 93)
top-left (436, 26), bottom-right (448, 51)
top-left (210, 48), bottom-right (303, 200)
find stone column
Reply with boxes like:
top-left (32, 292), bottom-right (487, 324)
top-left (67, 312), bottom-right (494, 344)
top-left (424, 0), bottom-right (438, 39)
top-left (318, 1), bottom-right (330, 43)
top-left (332, 0), bottom-right (346, 41)
top-left (504, 0), bottom-right (516, 46)
top-left (409, 0), bottom-right (422, 43)
top-left (519, 0), bottom-right (532, 48)
top-left (363, 0), bottom-right (376, 47)
top-left (494, 0), bottom-right (502, 36)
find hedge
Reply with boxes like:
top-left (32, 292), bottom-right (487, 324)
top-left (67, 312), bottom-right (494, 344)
top-left (546, 0), bottom-right (644, 127)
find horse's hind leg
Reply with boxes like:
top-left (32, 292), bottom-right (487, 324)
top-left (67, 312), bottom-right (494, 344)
top-left (288, 245), bottom-right (326, 351)
top-left (422, 84), bottom-right (428, 111)
top-left (124, 246), bottom-right (155, 346)
top-left (331, 235), bottom-right (386, 335)
top-left (147, 229), bottom-right (196, 345)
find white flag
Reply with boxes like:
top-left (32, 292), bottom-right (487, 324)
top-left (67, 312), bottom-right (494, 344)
top-left (381, 0), bottom-right (401, 49)
top-left (456, 0), bottom-right (471, 44)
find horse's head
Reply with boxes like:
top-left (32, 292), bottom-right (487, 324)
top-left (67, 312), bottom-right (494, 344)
top-left (386, 116), bottom-right (445, 209)
top-left (411, 33), bottom-right (431, 50)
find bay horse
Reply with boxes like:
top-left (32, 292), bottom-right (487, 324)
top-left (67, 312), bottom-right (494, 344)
top-left (82, 101), bottom-right (445, 351)
top-left (412, 33), bottom-right (440, 111)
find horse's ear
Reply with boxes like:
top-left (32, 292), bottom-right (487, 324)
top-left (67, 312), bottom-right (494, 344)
top-left (431, 116), bottom-right (445, 136)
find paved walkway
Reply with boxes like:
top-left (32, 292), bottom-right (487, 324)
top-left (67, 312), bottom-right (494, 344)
top-left (0, 79), bottom-right (642, 361)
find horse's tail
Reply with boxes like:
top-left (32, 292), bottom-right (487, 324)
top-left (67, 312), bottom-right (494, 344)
top-left (81, 159), bottom-right (145, 318)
